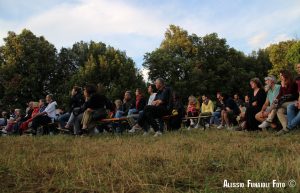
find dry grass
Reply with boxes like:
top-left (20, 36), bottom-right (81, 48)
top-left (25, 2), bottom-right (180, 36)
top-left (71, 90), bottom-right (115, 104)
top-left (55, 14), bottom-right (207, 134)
top-left (0, 129), bottom-right (299, 193)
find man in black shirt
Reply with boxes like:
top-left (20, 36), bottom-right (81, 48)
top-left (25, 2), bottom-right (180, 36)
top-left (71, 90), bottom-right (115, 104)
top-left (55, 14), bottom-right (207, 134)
top-left (132, 78), bottom-right (171, 136)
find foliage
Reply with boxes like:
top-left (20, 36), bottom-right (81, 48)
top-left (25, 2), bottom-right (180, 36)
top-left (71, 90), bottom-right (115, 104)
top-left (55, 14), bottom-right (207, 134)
top-left (0, 29), bottom-right (57, 109)
top-left (143, 25), bottom-right (271, 100)
top-left (267, 40), bottom-right (298, 76)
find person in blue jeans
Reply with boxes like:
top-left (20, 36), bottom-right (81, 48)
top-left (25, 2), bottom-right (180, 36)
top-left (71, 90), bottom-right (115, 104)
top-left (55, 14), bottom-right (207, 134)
top-left (286, 63), bottom-right (300, 130)
top-left (287, 102), bottom-right (300, 130)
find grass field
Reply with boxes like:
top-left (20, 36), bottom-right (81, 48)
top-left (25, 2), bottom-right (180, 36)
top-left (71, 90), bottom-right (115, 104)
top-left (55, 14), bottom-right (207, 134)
top-left (0, 128), bottom-right (299, 193)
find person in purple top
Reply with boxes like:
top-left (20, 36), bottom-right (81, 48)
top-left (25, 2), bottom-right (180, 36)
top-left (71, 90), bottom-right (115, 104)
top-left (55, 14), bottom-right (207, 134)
top-left (285, 63), bottom-right (300, 134)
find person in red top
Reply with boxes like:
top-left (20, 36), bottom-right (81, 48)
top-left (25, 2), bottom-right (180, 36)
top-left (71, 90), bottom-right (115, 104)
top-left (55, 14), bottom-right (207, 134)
top-left (276, 70), bottom-right (298, 134)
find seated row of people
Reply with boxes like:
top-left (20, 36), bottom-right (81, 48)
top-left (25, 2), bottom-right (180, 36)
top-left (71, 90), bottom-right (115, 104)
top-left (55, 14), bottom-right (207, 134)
top-left (2, 64), bottom-right (300, 136)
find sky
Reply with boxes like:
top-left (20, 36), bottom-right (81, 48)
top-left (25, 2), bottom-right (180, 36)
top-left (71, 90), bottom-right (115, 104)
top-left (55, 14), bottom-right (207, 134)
top-left (1, 0), bottom-right (300, 79)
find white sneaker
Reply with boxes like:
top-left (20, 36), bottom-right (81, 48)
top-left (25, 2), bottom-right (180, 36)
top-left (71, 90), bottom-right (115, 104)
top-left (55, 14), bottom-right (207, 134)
top-left (217, 125), bottom-right (224, 129)
top-left (226, 126), bottom-right (233, 131)
top-left (276, 129), bottom-right (289, 136)
top-left (128, 128), bottom-right (135, 133)
top-left (258, 121), bottom-right (271, 129)
top-left (129, 125), bottom-right (140, 133)
top-left (205, 124), bottom-right (210, 128)
top-left (143, 132), bottom-right (148, 136)
top-left (154, 131), bottom-right (162, 137)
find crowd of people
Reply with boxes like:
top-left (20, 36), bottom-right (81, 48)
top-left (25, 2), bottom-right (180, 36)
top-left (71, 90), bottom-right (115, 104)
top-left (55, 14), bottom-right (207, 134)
top-left (1, 63), bottom-right (300, 137)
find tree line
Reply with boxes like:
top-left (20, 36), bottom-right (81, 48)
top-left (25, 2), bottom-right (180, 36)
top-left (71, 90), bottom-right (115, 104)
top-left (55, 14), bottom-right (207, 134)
top-left (0, 25), bottom-right (299, 110)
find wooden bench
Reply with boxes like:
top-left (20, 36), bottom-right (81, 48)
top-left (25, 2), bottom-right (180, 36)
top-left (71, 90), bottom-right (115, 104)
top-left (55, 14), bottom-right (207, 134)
top-left (182, 115), bottom-right (212, 130)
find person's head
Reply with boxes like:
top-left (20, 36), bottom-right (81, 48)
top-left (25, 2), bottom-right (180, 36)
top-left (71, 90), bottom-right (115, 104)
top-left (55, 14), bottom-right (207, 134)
top-left (71, 86), bottom-right (81, 96)
top-left (84, 84), bottom-right (97, 98)
top-left (28, 101), bottom-right (34, 109)
top-left (250, 78), bottom-right (263, 89)
top-left (173, 92), bottom-right (180, 102)
top-left (216, 92), bottom-right (222, 100)
top-left (1, 111), bottom-right (7, 118)
top-left (39, 99), bottom-right (46, 107)
top-left (245, 95), bottom-right (250, 103)
top-left (124, 91), bottom-right (132, 101)
top-left (155, 78), bottom-right (165, 90)
top-left (296, 63), bottom-right (300, 75)
top-left (279, 70), bottom-right (293, 86)
top-left (114, 99), bottom-right (122, 109)
top-left (147, 84), bottom-right (156, 94)
top-left (14, 109), bottom-right (21, 116)
top-left (233, 94), bottom-right (239, 101)
top-left (264, 75), bottom-right (276, 87)
top-left (46, 94), bottom-right (53, 103)
top-left (188, 95), bottom-right (197, 105)
top-left (202, 94), bottom-right (208, 101)
top-left (135, 88), bottom-right (142, 96)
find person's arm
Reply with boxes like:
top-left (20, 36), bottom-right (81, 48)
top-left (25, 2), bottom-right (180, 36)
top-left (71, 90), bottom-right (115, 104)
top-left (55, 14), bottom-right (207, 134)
top-left (209, 100), bottom-right (214, 113)
top-left (260, 98), bottom-right (270, 112)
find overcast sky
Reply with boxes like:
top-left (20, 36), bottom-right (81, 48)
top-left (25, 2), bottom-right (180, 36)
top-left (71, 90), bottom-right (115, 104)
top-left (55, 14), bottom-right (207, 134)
top-left (1, 0), bottom-right (300, 73)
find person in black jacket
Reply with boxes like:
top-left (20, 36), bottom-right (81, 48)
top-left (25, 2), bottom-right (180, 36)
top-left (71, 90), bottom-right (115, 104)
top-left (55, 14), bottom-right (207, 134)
top-left (58, 86), bottom-right (84, 130)
top-left (169, 92), bottom-right (184, 130)
top-left (131, 78), bottom-right (171, 137)
top-left (114, 91), bottom-right (135, 118)
top-left (217, 93), bottom-right (241, 130)
top-left (245, 78), bottom-right (267, 131)
top-left (73, 84), bottom-right (112, 135)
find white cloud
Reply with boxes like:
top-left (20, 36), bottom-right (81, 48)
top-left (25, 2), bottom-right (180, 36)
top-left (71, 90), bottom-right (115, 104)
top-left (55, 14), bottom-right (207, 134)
top-left (273, 34), bottom-right (292, 43)
top-left (21, 0), bottom-right (167, 47)
top-left (1, 0), bottom-right (300, 62)
top-left (248, 32), bottom-right (268, 48)
top-left (141, 67), bottom-right (149, 83)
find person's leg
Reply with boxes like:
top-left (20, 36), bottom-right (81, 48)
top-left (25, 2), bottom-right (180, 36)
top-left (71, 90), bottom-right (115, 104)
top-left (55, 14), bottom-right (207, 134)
top-left (81, 110), bottom-right (93, 130)
top-left (74, 113), bottom-right (84, 135)
top-left (115, 110), bottom-right (124, 118)
top-left (258, 109), bottom-right (277, 129)
top-left (211, 111), bottom-right (221, 125)
top-left (58, 113), bottom-right (70, 128)
top-left (289, 110), bottom-right (300, 129)
top-left (127, 109), bottom-right (138, 116)
top-left (66, 112), bottom-right (75, 128)
top-left (223, 111), bottom-right (229, 126)
top-left (255, 111), bottom-right (265, 123)
top-left (31, 116), bottom-right (43, 132)
top-left (144, 106), bottom-right (165, 133)
top-left (287, 103), bottom-right (298, 127)
top-left (220, 110), bottom-right (225, 125)
top-left (32, 116), bottom-right (51, 134)
top-left (277, 102), bottom-right (294, 131)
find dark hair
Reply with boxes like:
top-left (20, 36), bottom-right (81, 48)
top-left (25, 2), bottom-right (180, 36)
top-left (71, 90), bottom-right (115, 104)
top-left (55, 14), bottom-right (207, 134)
top-left (39, 99), bottom-right (46, 103)
top-left (148, 84), bottom-right (157, 93)
top-left (73, 86), bottom-right (82, 93)
top-left (279, 70), bottom-right (293, 85)
top-left (136, 88), bottom-right (142, 94)
top-left (156, 78), bottom-right (165, 85)
top-left (250, 78), bottom-right (263, 89)
top-left (84, 84), bottom-right (97, 96)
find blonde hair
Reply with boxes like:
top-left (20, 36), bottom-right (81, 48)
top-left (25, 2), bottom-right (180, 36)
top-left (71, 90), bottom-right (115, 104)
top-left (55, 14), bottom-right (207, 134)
top-left (114, 99), bottom-right (122, 109)
top-left (188, 95), bottom-right (197, 105)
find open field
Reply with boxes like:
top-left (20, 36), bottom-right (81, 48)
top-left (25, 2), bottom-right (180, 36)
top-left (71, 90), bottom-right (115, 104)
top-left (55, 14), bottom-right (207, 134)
top-left (0, 128), bottom-right (299, 193)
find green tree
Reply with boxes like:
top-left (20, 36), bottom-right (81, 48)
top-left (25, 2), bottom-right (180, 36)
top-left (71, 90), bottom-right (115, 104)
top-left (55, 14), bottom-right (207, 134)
top-left (286, 41), bottom-right (300, 69)
top-left (70, 41), bottom-right (145, 100)
top-left (143, 25), bottom-right (271, 100)
top-left (267, 40), bottom-right (297, 76)
top-left (0, 29), bottom-right (57, 108)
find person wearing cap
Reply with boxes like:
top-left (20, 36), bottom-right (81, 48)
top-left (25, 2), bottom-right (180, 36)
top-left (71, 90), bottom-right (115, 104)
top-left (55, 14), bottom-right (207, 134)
top-left (256, 75), bottom-right (280, 125)
top-left (259, 70), bottom-right (298, 133)
top-left (286, 63), bottom-right (300, 131)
